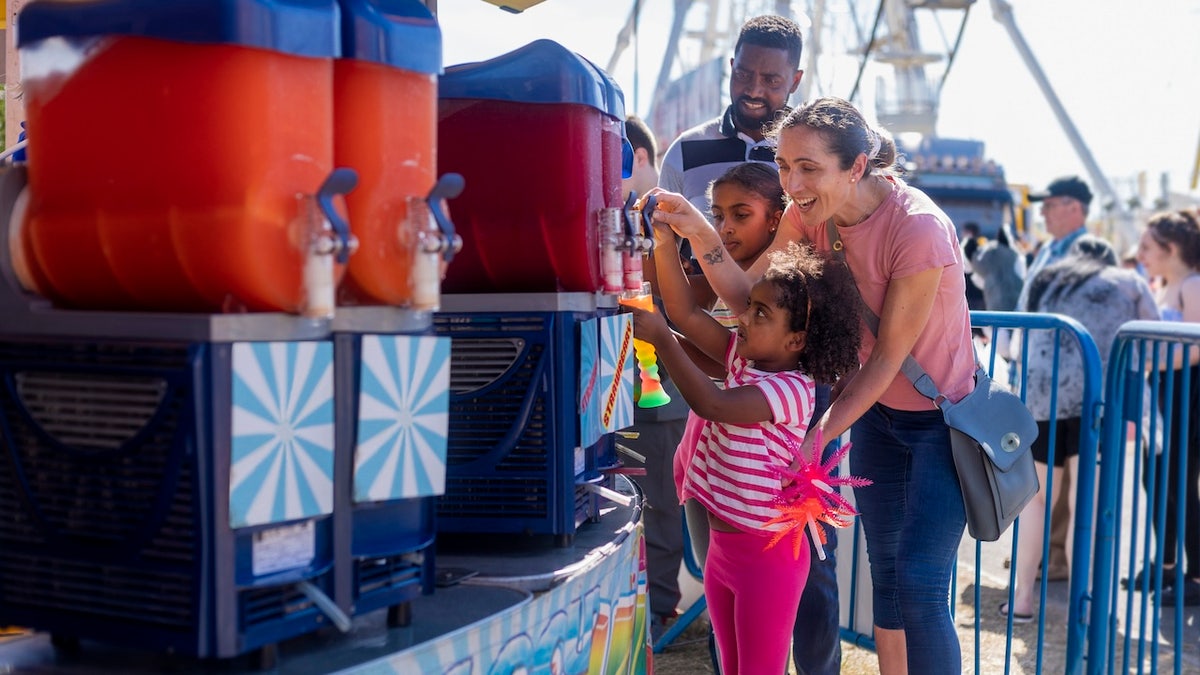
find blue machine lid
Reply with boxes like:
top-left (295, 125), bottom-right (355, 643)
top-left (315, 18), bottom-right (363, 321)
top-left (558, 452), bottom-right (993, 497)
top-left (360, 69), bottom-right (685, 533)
top-left (440, 39), bottom-right (626, 120)
top-left (339, 0), bottom-right (441, 74)
top-left (17, 0), bottom-right (340, 59)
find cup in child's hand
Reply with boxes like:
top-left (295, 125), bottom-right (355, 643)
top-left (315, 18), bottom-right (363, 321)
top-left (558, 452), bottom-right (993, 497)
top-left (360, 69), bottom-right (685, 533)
top-left (618, 289), bottom-right (671, 408)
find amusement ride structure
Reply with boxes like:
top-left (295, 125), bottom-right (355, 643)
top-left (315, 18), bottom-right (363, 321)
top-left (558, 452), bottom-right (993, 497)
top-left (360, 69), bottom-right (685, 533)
top-left (608, 0), bottom-right (1140, 247)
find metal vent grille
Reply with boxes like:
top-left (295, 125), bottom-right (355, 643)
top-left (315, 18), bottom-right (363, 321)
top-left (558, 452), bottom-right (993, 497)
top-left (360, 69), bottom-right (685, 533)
top-left (1, 370), bottom-right (182, 543)
top-left (434, 313), bottom-right (557, 521)
top-left (439, 476), bottom-right (548, 518)
top-left (0, 552), bottom-right (194, 630)
top-left (356, 554), bottom-right (422, 598)
top-left (573, 482), bottom-right (596, 526)
top-left (16, 372), bottom-right (167, 451)
top-left (240, 580), bottom-right (318, 629)
top-left (447, 338), bottom-right (524, 393)
top-left (445, 339), bottom-right (548, 470)
top-left (0, 340), bottom-right (198, 627)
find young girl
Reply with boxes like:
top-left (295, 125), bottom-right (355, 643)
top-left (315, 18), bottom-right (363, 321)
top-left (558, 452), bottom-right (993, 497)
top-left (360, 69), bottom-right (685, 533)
top-left (628, 235), bottom-right (861, 675)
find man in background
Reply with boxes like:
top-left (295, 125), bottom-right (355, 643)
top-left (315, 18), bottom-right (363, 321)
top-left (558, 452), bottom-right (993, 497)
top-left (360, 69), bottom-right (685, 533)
top-left (1016, 176), bottom-right (1095, 583)
top-left (658, 14), bottom-right (803, 217)
top-left (961, 221), bottom-right (987, 313)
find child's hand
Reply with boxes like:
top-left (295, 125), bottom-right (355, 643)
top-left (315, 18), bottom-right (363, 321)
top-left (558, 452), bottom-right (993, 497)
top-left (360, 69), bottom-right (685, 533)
top-left (644, 189), bottom-right (715, 241)
top-left (781, 436), bottom-right (820, 487)
top-left (627, 305), bottom-right (671, 347)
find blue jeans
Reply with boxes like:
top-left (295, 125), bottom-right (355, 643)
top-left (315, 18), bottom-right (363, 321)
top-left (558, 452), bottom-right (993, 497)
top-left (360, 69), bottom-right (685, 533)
top-left (850, 403), bottom-right (966, 674)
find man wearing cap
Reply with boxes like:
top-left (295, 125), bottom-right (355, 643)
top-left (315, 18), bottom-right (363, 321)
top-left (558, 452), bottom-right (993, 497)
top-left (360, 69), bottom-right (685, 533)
top-left (1014, 175), bottom-right (1094, 583)
top-left (1018, 176), bottom-right (1095, 311)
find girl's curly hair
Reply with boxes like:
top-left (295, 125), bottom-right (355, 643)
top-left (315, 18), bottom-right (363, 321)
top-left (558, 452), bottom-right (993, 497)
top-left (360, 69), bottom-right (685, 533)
top-left (761, 241), bottom-right (862, 383)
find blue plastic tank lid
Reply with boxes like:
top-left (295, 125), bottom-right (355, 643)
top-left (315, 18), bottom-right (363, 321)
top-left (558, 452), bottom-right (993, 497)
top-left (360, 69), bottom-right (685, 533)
top-left (339, 0), bottom-right (441, 74)
top-left (440, 39), bottom-right (627, 120)
top-left (17, 0), bottom-right (340, 59)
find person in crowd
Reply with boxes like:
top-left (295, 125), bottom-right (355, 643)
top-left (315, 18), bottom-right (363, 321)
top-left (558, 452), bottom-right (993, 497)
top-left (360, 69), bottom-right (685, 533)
top-left (658, 15), bottom-right (845, 674)
top-left (624, 116), bottom-right (660, 203)
top-left (618, 115), bottom-right (690, 639)
top-left (1015, 175), bottom-right (1096, 584)
top-left (627, 234), bottom-right (861, 675)
top-left (960, 222), bottom-right (986, 313)
top-left (651, 95), bottom-right (976, 674)
top-left (1002, 235), bottom-right (1158, 622)
top-left (970, 223), bottom-right (1026, 313)
top-left (1134, 208), bottom-right (1200, 606)
top-left (1121, 244), bottom-right (1149, 280)
top-left (1017, 176), bottom-right (1093, 308)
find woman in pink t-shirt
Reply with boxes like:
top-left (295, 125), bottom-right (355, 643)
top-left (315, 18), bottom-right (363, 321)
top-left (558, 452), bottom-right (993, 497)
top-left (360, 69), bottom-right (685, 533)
top-left (628, 239), bottom-right (861, 675)
top-left (651, 96), bottom-right (977, 675)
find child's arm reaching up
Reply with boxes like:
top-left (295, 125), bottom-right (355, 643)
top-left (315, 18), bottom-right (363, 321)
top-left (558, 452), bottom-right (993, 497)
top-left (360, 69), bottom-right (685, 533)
top-left (645, 201), bottom-right (732, 367)
top-left (628, 304), bottom-right (772, 426)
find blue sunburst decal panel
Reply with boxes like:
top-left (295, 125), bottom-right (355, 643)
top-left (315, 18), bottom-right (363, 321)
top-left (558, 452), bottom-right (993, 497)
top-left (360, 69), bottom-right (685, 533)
top-left (354, 335), bottom-right (450, 503)
top-left (601, 313), bottom-right (635, 432)
top-left (230, 341), bottom-right (334, 529)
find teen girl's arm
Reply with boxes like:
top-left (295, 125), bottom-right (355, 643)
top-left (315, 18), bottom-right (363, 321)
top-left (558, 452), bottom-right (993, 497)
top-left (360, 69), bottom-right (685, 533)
top-left (649, 189), bottom-right (810, 313)
top-left (648, 189), bottom-right (756, 313)
top-left (628, 306), bottom-right (774, 425)
top-left (800, 266), bottom-right (943, 460)
top-left (648, 207), bottom-right (734, 365)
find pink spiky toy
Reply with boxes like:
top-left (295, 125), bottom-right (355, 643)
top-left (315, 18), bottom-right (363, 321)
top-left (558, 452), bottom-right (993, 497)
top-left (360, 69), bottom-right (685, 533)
top-left (763, 429), bottom-right (872, 561)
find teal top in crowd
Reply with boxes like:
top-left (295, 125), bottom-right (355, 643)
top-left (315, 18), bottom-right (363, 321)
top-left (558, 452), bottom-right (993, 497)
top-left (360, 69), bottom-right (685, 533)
top-left (338, 0), bottom-right (441, 74)
top-left (17, 0), bottom-right (340, 58)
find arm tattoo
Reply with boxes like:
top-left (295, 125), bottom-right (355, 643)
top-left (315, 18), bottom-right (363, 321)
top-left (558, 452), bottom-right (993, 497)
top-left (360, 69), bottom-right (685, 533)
top-left (701, 244), bottom-right (726, 266)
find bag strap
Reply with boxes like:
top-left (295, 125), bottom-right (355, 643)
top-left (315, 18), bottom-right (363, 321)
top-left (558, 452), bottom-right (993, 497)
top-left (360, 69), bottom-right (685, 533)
top-left (825, 219), bottom-right (951, 405)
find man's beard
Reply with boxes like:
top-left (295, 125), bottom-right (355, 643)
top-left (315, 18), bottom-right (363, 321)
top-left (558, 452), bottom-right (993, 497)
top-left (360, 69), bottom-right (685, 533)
top-left (732, 97), bottom-right (772, 135)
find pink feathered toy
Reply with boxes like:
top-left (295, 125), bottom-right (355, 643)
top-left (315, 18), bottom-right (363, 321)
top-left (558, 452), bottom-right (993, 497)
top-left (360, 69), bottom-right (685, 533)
top-left (764, 430), bottom-right (871, 560)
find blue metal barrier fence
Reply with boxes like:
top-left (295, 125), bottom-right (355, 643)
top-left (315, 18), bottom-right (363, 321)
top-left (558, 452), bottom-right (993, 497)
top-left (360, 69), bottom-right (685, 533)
top-left (1089, 320), bottom-right (1200, 675)
top-left (837, 311), bottom-right (1103, 675)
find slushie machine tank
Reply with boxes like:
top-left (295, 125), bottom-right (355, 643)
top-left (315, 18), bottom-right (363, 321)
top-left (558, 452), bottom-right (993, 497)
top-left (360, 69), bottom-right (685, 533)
top-left (0, 0), bottom-right (455, 664)
top-left (433, 40), bottom-right (640, 543)
top-left (13, 1), bottom-right (351, 316)
top-left (329, 0), bottom-right (452, 628)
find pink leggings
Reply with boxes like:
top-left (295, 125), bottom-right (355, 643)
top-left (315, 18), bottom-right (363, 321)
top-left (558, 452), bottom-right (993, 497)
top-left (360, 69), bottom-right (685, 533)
top-left (705, 527), bottom-right (810, 675)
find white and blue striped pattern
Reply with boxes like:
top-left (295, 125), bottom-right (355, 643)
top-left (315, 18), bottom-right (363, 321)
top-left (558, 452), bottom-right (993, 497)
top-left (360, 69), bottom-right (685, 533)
top-left (354, 335), bottom-right (450, 503)
top-left (230, 341), bottom-right (334, 529)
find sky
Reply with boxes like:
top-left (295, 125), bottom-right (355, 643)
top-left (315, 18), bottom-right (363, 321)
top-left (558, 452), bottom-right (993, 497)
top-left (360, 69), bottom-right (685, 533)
top-left (435, 0), bottom-right (1200, 209)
